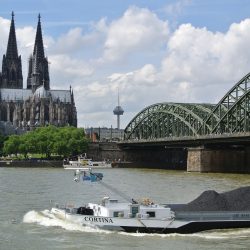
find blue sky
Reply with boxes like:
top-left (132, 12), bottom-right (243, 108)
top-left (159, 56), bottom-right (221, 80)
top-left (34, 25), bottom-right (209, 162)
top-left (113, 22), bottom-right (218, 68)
top-left (0, 0), bottom-right (250, 128)
top-left (1, 0), bottom-right (250, 32)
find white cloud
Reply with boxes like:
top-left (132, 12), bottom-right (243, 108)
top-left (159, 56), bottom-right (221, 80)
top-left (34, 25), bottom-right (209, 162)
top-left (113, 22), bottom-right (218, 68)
top-left (50, 21), bottom-right (106, 55)
top-left (133, 64), bottom-right (157, 85)
top-left (0, 17), bottom-right (11, 56)
top-left (160, 19), bottom-right (250, 103)
top-left (49, 54), bottom-right (94, 88)
top-left (102, 6), bottom-right (169, 62)
top-left (163, 0), bottom-right (192, 16)
top-left (108, 64), bottom-right (157, 88)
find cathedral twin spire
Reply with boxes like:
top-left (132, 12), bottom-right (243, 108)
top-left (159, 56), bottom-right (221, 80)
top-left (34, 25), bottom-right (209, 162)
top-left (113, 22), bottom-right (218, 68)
top-left (6, 12), bottom-right (19, 60)
top-left (34, 14), bottom-right (45, 60)
top-left (27, 13), bottom-right (50, 91)
top-left (1, 11), bottom-right (23, 89)
top-left (1, 12), bottom-right (50, 91)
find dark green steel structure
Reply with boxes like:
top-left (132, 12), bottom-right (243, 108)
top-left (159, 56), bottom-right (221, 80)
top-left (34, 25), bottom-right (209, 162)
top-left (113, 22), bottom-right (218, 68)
top-left (124, 73), bottom-right (250, 140)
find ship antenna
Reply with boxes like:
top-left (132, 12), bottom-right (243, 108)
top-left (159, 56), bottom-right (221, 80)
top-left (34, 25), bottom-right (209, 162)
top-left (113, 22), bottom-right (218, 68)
top-left (118, 87), bottom-right (120, 106)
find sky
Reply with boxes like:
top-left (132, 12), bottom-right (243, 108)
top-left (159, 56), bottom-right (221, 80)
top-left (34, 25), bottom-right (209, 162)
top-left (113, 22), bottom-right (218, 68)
top-left (1, 0), bottom-right (250, 129)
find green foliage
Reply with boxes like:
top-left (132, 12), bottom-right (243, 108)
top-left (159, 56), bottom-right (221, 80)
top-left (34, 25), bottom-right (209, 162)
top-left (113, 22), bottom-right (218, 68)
top-left (3, 135), bottom-right (21, 156)
top-left (3, 126), bottom-right (89, 158)
top-left (0, 134), bottom-right (7, 155)
top-left (18, 135), bottom-right (29, 158)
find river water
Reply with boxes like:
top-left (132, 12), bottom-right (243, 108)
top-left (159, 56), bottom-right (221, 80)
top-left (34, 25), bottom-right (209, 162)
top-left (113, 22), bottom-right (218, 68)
top-left (0, 167), bottom-right (250, 250)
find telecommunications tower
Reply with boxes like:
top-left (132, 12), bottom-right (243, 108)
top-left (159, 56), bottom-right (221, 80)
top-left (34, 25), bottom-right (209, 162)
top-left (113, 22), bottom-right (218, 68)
top-left (113, 89), bottom-right (124, 129)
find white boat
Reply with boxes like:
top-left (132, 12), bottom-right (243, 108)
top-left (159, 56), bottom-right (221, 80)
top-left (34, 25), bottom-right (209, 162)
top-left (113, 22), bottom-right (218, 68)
top-left (51, 197), bottom-right (177, 233)
top-left (51, 166), bottom-right (250, 234)
top-left (63, 155), bottom-right (112, 169)
top-left (50, 187), bottom-right (250, 234)
top-left (90, 160), bottom-right (112, 168)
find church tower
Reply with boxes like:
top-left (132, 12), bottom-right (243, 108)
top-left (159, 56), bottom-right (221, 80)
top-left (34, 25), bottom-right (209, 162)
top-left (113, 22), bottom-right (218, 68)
top-left (27, 14), bottom-right (50, 91)
top-left (1, 12), bottom-right (23, 89)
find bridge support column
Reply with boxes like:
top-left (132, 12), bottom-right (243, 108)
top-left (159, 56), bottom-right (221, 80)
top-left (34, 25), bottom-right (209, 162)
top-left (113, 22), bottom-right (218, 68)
top-left (187, 147), bottom-right (204, 172)
top-left (187, 146), bottom-right (250, 173)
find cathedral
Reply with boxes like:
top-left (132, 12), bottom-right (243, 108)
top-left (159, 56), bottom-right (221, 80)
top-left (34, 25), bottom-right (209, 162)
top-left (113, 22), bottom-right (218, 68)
top-left (0, 12), bottom-right (77, 134)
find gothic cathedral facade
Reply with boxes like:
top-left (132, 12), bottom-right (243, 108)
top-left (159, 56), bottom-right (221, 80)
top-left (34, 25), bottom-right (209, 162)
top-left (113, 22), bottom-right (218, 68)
top-left (0, 13), bottom-right (77, 134)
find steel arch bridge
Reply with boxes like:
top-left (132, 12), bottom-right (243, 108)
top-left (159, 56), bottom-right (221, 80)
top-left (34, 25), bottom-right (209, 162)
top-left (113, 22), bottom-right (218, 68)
top-left (124, 72), bottom-right (250, 140)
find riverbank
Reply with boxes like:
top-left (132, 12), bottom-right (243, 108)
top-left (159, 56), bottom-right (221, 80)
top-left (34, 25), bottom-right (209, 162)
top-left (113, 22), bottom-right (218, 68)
top-left (0, 160), bottom-right (62, 168)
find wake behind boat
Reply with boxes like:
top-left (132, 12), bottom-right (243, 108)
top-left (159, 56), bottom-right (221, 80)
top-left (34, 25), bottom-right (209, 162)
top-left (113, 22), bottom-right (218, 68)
top-left (50, 165), bottom-right (250, 234)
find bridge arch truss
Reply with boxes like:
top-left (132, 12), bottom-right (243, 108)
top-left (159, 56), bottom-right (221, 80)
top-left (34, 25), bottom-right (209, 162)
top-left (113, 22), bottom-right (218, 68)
top-left (124, 72), bottom-right (250, 140)
top-left (124, 103), bottom-right (215, 140)
top-left (199, 73), bottom-right (250, 135)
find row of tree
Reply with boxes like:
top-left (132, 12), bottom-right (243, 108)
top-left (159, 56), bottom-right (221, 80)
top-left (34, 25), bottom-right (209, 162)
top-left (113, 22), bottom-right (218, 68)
top-left (3, 126), bottom-right (89, 159)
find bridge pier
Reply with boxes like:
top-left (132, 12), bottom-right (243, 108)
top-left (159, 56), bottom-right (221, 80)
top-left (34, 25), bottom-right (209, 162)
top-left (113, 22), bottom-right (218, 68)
top-left (187, 146), bottom-right (250, 173)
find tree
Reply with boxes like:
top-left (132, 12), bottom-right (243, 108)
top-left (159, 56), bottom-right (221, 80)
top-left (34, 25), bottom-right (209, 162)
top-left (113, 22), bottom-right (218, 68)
top-left (53, 126), bottom-right (88, 157)
top-left (3, 135), bottom-right (21, 156)
top-left (3, 126), bottom-right (89, 158)
top-left (35, 126), bottom-right (57, 158)
top-left (18, 135), bottom-right (29, 159)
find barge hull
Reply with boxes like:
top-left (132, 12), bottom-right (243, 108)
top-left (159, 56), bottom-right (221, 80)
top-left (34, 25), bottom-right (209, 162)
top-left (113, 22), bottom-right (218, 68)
top-left (120, 220), bottom-right (250, 234)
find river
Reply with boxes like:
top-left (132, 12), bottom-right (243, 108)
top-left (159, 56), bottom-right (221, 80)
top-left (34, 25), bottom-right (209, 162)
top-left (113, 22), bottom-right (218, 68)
top-left (0, 167), bottom-right (250, 250)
